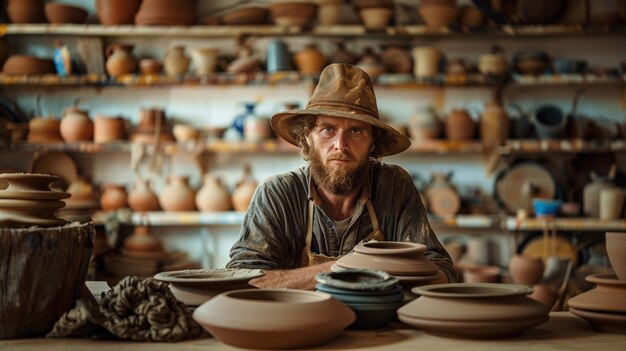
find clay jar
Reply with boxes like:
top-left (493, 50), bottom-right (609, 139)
top-left (94, 115), bottom-right (126, 143)
top-left (293, 44), bottom-right (326, 75)
top-left (606, 232), bottom-right (626, 280)
top-left (124, 225), bottom-right (163, 252)
top-left (128, 178), bottom-right (160, 211)
top-left (105, 44), bottom-right (137, 77)
top-left (508, 254), bottom-right (544, 285)
top-left (480, 100), bottom-right (510, 145)
top-left (159, 175), bottom-right (196, 212)
top-left (583, 174), bottom-right (615, 218)
top-left (100, 184), bottom-right (128, 211)
top-left (232, 165), bottom-right (258, 212)
top-left (599, 188), bottom-right (626, 220)
top-left (191, 48), bottom-right (219, 76)
top-left (408, 105), bottom-right (440, 141)
top-left (60, 107), bottom-right (93, 142)
top-left (445, 109), bottom-right (476, 141)
top-left (163, 46), bottom-right (190, 77)
top-left (196, 175), bottom-right (232, 212)
top-left (411, 46), bottom-right (441, 78)
top-left (28, 117), bottom-right (62, 143)
top-left (96, 0), bottom-right (142, 25)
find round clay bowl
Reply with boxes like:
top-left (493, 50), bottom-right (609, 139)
top-left (6, 0), bottom-right (47, 23)
top-left (359, 7), bottom-right (393, 30)
top-left (337, 242), bottom-right (439, 276)
top-left (316, 269), bottom-right (399, 291)
top-left (96, 0), bottom-right (142, 25)
top-left (222, 6), bottom-right (269, 25)
top-left (45, 3), bottom-right (88, 24)
top-left (567, 273), bottom-right (626, 313)
top-left (419, 3), bottom-right (458, 29)
top-left (398, 283), bottom-right (550, 338)
top-left (315, 283), bottom-right (404, 302)
top-left (193, 289), bottom-right (356, 349)
top-left (606, 232), bottom-right (626, 280)
top-left (569, 307), bottom-right (626, 334)
top-left (269, 1), bottom-right (318, 26)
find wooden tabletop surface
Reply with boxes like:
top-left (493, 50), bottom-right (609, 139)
top-left (1, 312), bottom-right (624, 351)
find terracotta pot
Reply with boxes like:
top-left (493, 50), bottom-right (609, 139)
top-left (93, 115), bottom-right (126, 143)
top-left (60, 107), bottom-right (93, 142)
top-left (232, 165), bottom-right (258, 212)
top-left (163, 46), bottom-right (190, 77)
top-left (508, 254), bottom-right (544, 285)
top-left (529, 283), bottom-right (558, 308)
top-left (159, 175), bottom-right (196, 212)
top-left (445, 109), bottom-right (475, 141)
top-left (128, 178), bottom-right (160, 212)
top-left (599, 188), bottom-right (625, 220)
top-left (124, 225), bottom-right (163, 252)
top-left (191, 48), bottom-right (219, 76)
top-left (408, 106), bottom-right (440, 140)
top-left (480, 100), bottom-right (510, 145)
top-left (606, 233), bottom-right (626, 280)
top-left (96, 0), bottom-right (142, 25)
top-left (105, 44), bottom-right (137, 77)
top-left (411, 46), bottom-right (441, 78)
top-left (583, 175), bottom-right (614, 218)
top-left (28, 117), bottom-right (62, 143)
top-left (418, 3), bottom-right (458, 29)
top-left (100, 184), bottom-right (128, 211)
top-left (6, 0), bottom-right (46, 24)
top-left (196, 175), bottom-right (231, 212)
top-left (424, 172), bottom-right (461, 217)
top-left (192, 289), bottom-right (355, 349)
top-left (294, 44), bottom-right (326, 75)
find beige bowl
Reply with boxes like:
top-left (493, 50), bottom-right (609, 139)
top-left (173, 124), bottom-right (200, 142)
top-left (269, 1), bottom-right (318, 26)
top-left (359, 7), bottom-right (393, 30)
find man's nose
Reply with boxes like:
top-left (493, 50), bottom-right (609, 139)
top-left (333, 130), bottom-right (349, 150)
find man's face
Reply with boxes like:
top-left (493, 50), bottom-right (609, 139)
top-left (308, 116), bottom-right (374, 195)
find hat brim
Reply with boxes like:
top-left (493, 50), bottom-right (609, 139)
top-left (270, 108), bottom-right (411, 157)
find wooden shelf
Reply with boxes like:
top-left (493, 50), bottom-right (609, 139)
top-left (505, 217), bottom-right (626, 232)
top-left (498, 139), bottom-right (626, 155)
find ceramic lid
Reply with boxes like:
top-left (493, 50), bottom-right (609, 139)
top-left (495, 162), bottom-right (557, 214)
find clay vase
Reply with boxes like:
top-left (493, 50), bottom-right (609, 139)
top-left (294, 44), bottom-right (327, 75)
top-left (196, 175), bottom-right (232, 212)
top-left (606, 232), bottom-right (626, 280)
top-left (163, 46), bottom-right (190, 77)
top-left (445, 109), bottom-right (475, 141)
top-left (508, 254), bottom-right (544, 285)
top-left (124, 225), bottom-right (163, 252)
top-left (96, 0), bottom-right (142, 25)
top-left (408, 106), bottom-right (441, 141)
top-left (583, 174), bottom-right (614, 218)
top-left (60, 107), bottom-right (93, 142)
top-left (127, 178), bottom-right (160, 212)
top-left (159, 175), bottom-right (196, 212)
top-left (232, 165), bottom-right (258, 212)
top-left (317, 0), bottom-right (342, 25)
top-left (480, 100), bottom-right (510, 145)
top-left (100, 184), bottom-right (128, 211)
top-left (191, 48), bottom-right (219, 76)
top-left (105, 44), bottom-right (137, 77)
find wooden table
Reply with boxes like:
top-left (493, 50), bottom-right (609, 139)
top-left (1, 312), bottom-right (624, 350)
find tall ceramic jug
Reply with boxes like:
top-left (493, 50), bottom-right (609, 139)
top-left (191, 47), bottom-right (219, 76)
top-left (128, 178), bottom-right (160, 212)
top-left (163, 46), bottom-right (190, 77)
top-left (480, 100), bottom-right (509, 145)
top-left (232, 165), bottom-right (258, 212)
top-left (159, 175), bottom-right (196, 212)
top-left (196, 175), bottom-right (231, 212)
top-left (105, 44), bottom-right (137, 77)
top-left (583, 173), bottom-right (614, 218)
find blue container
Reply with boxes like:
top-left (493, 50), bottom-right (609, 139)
top-left (532, 199), bottom-right (562, 217)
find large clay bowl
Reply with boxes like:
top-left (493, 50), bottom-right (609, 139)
top-left (269, 1), bottom-right (318, 27)
top-left (398, 283), bottom-right (550, 338)
top-left (193, 289), bottom-right (355, 349)
top-left (567, 274), bottom-right (626, 313)
top-left (6, 0), bottom-right (47, 24)
top-left (222, 6), bottom-right (269, 25)
top-left (96, 0), bottom-right (142, 25)
top-left (45, 3), bottom-right (88, 24)
top-left (606, 232), bottom-right (626, 280)
top-left (419, 3), bottom-right (458, 29)
top-left (569, 307), bottom-right (626, 334)
top-left (336, 242), bottom-right (439, 276)
top-left (315, 269), bottom-right (399, 291)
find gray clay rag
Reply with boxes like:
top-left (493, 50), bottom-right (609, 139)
top-left (47, 276), bottom-right (203, 342)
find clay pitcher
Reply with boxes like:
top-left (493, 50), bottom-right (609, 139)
top-left (163, 46), bottom-right (190, 77)
top-left (100, 183), bottom-right (128, 211)
top-left (128, 178), bottom-right (160, 212)
top-left (508, 254), bottom-right (544, 285)
top-left (60, 106), bottom-right (93, 142)
top-left (232, 165), bottom-right (258, 212)
top-left (196, 175), bottom-right (232, 212)
top-left (159, 175), bottom-right (196, 212)
top-left (191, 47), bottom-right (219, 76)
top-left (105, 43), bottom-right (137, 77)
top-left (480, 100), bottom-right (509, 145)
top-left (293, 44), bottom-right (326, 75)
top-left (408, 106), bottom-right (441, 141)
top-left (445, 109), bottom-right (475, 141)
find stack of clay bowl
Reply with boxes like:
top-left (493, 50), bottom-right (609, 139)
top-left (398, 283), bottom-right (551, 338)
top-left (0, 172), bottom-right (94, 339)
top-left (268, 0), bottom-right (318, 27)
top-left (567, 232), bottom-right (626, 334)
top-left (135, 0), bottom-right (195, 26)
top-left (0, 173), bottom-right (69, 227)
top-left (2, 55), bottom-right (55, 75)
top-left (155, 268), bottom-right (265, 307)
top-left (316, 269), bottom-right (404, 329)
top-left (192, 289), bottom-right (355, 349)
top-left (334, 242), bottom-right (442, 291)
top-left (6, 0), bottom-right (46, 24)
top-left (418, 0), bottom-right (459, 29)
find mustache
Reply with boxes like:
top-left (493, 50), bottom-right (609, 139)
top-left (328, 151), bottom-right (352, 161)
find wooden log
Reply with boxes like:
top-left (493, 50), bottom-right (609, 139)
top-left (0, 222), bottom-right (94, 339)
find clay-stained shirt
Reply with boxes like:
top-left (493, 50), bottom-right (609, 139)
top-left (226, 161), bottom-right (458, 283)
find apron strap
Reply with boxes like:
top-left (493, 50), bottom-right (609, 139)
top-left (305, 200), bottom-right (315, 248)
top-left (366, 199), bottom-right (380, 233)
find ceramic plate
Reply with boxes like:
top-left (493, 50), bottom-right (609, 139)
top-left (154, 268), bottom-right (264, 289)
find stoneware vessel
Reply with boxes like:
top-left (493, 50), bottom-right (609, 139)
top-left (293, 44), bottom-right (326, 75)
top-left (408, 105), bottom-right (440, 140)
top-left (127, 178), bottom-right (160, 211)
top-left (606, 232), bottom-right (626, 280)
top-left (231, 165), bottom-right (257, 212)
top-left (445, 109), bottom-right (475, 141)
top-left (567, 273), bottom-right (626, 313)
top-left (192, 289), bottom-right (355, 349)
top-left (191, 48), bottom-right (219, 76)
top-left (163, 46), bottom-right (190, 77)
top-left (196, 175), bottom-right (231, 212)
top-left (480, 100), bottom-right (509, 145)
top-left (105, 44), bottom-right (137, 77)
top-left (60, 107), bottom-right (93, 142)
top-left (411, 46), bottom-right (441, 78)
top-left (599, 188), bottom-right (626, 220)
top-left (159, 175), bottom-right (196, 212)
top-left (583, 174), bottom-right (614, 218)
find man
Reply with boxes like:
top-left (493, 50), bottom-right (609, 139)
top-left (226, 63), bottom-right (458, 289)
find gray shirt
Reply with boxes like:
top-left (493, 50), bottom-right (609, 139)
top-left (226, 161), bottom-right (458, 283)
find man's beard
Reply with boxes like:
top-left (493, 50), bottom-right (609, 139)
top-left (309, 148), bottom-right (369, 195)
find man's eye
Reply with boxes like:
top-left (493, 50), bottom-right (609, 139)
top-left (322, 127), bottom-right (333, 133)
top-left (350, 129), bottom-right (362, 135)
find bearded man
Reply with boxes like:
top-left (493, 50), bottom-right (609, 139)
top-left (226, 63), bottom-right (457, 289)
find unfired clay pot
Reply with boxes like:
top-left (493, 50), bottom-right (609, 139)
top-left (294, 44), bottom-right (326, 75)
top-left (105, 44), bottom-right (137, 77)
top-left (124, 225), bottom-right (163, 252)
top-left (445, 109), bottom-right (475, 141)
top-left (508, 254), bottom-right (544, 285)
top-left (480, 100), bottom-right (509, 145)
top-left (100, 184), bottom-right (128, 211)
top-left (196, 175), bottom-right (231, 212)
top-left (60, 107), bottom-right (93, 142)
top-left (336, 242), bottom-right (439, 277)
top-left (159, 175), bottom-right (196, 212)
top-left (127, 178), bottom-right (160, 212)
top-left (94, 115), bottom-right (126, 143)
top-left (163, 46), bottom-right (190, 77)
top-left (232, 165), bottom-right (257, 212)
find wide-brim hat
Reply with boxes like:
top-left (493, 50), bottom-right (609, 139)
top-left (270, 63), bottom-right (411, 156)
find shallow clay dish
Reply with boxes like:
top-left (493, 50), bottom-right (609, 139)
top-left (154, 268), bottom-right (264, 289)
top-left (193, 289), bottom-right (355, 349)
top-left (337, 242), bottom-right (439, 276)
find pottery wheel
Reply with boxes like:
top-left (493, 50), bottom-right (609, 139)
top-left (495, 162), bottom-right (556, 214)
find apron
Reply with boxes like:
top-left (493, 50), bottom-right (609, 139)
top-left (299, 199), bottom-right (385, 267)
